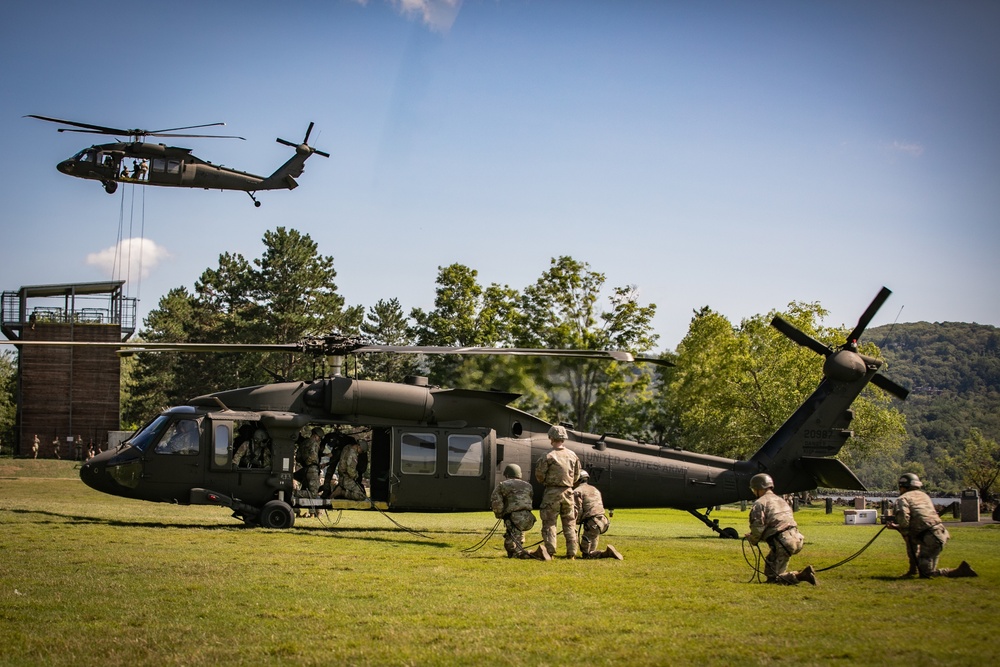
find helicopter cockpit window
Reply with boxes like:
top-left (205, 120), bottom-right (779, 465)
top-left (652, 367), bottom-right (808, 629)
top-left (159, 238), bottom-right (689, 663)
top-left (75, 149), bottom-right (95, 163)
top-left (154, 418), bottom-right (201, 455)
top-left (447, 434), bottom-right (483, 477)
top-left (400, 432), bottom-right (436, 475)
top-left (127, 415), bottom-right (171, 452)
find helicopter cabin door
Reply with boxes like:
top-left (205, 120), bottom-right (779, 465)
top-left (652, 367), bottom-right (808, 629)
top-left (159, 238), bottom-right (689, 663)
top-left (147, 157), bottom-right (185, 186)
top-left (139, 415), bottom-right (205, 503)
top-left (388, 427), bottom-right (495, 511)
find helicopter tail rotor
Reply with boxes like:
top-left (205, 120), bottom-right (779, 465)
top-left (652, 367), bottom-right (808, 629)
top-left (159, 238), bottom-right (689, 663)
top-left (770, 287), bottom-right (908, 400)
top-left (276, 121), bottom-right (330, 158)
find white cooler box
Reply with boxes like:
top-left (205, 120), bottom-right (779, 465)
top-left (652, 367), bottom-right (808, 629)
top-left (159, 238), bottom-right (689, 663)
top-left (843, 509), bottom-right (878, 525)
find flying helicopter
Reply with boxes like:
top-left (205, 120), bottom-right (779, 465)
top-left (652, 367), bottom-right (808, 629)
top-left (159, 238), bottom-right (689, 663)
top-left (26, 115), bottom-right (328, 206)
top-left (2, 288), bottom-right (908, 535)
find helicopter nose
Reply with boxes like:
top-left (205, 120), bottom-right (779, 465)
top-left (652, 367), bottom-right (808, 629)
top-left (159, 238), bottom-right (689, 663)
top-left (57, 160), bottom-right (74, 175)
top-left (80, 448), bottom-right (139, 496)
top-left (79, 454), bottom-right (112, 493)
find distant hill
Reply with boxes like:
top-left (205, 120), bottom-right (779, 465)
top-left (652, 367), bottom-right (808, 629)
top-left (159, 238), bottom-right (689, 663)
top-left (859, 322), bottom-right (1000, 492)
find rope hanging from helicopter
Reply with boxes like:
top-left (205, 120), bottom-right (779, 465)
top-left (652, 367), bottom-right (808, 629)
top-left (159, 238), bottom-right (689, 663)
top-left (740, 525), bottom-right (888, 583)
top-left (364, 498), bottom-right (435, 540)
top-left (298, 486), bottom-right (435, 539)
top-left (112, 176), bottom-right (146, 302)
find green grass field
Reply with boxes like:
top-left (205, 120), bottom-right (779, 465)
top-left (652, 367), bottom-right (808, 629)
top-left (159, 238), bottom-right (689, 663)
top-left (1, 459), bottom-right (997, 666)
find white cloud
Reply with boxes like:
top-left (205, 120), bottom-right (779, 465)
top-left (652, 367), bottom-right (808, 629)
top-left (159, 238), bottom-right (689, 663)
top-left (86, 237), bottom-right (171, 282)
top-left (391, 0), bottom-right (463, 33)
top-left (886, 140), bottom-right (925, 157)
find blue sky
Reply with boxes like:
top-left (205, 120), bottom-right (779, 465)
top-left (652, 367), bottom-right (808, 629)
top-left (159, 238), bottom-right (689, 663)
top-left (2, 1), bottom-right (997, 351)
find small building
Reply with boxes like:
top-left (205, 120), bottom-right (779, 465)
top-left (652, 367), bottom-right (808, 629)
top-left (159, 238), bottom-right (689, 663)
top-left (1, 281), bottom-right (136, 457)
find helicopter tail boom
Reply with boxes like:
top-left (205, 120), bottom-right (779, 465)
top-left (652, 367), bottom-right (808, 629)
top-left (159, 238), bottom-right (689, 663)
top-left (260, 122), bottom-right (329, 191)
top-left (747, 287), bottom-right (907, 495)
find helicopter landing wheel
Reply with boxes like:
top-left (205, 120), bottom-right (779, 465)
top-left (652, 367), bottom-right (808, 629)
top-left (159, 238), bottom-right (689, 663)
top-left (719, 527), bottom-right (740, 540)
top-left (103, 180), bottom-right (118, 194)
top-left (254, 200), bottom-right (261, 207)
top-left (247, 191), bottom-right (261, 207)
top-left (258, 499), bottom-right (295, 529)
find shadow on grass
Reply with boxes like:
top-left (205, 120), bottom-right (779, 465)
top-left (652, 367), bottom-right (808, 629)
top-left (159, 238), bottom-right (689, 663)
top-left (1, 507), bottom-right (454, 548)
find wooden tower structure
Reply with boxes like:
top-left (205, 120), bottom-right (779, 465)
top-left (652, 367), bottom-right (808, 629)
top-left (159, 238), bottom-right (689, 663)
top-left (1, 281), bottom-right (136, 457)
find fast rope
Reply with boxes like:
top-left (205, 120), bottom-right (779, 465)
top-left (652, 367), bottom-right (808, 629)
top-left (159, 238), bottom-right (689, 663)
top-left (740, 525), bottom-right (888, 583)
top-left (813, 525), bottom-right (888, 572)
top-left (364, 498), bottom-right (434, 540)
top-left (461, 518), bottom-right (503, 553)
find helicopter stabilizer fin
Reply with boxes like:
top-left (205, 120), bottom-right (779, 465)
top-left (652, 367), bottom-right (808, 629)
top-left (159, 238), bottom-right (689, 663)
top-left (797, 457), bottom-right (866, 491)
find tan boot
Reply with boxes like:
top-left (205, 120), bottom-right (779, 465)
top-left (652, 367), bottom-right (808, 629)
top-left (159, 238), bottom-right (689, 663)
top-left (944, 561), bottom-right (978, 578)
top-left (601, 545), bottom-right (624, 560)
top-left (529, 546), bottom-right (552, 562)
top-left (796, 565), bottom-right (817, 586)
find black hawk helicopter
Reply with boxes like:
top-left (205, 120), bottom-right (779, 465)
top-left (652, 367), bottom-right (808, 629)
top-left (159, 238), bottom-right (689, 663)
top-left (3, 288), bottom-right (908, 535)
top-left (26, 115), bottom-right (328, 206)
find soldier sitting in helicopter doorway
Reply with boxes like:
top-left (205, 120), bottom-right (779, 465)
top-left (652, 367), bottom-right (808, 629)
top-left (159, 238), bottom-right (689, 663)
top-left (294, 427), bottom-right (323, 499)
top-left (232, 423), bottom-right (272, 469)
top-left (328, 437), bottom-right (368, 501)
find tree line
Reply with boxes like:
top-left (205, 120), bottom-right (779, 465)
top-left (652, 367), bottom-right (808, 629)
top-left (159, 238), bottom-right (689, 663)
top-left (4, 227), bottom-right (996, 497)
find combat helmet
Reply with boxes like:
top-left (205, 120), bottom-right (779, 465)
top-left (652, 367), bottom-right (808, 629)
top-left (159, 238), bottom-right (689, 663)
top-left (898, 472), bottom-right (923, 489)
top-left (547, 425), bottom-right (568, 441)
top-left (749, 473), bottom-right (774, 492)
top-left (503, 464), bottom-right (522, 479)
top-left (576, 469), bottom-right (590, 486)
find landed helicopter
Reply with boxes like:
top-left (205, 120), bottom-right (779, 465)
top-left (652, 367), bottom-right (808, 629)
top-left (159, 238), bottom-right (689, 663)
top-left (3, 288), bottom-right (908, 536)
top-left (26, 115), bottom-right (328, 206)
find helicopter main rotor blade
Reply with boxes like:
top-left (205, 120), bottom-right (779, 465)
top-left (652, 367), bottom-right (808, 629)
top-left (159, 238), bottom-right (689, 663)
top-left (847, 286), bottom-right (892, 344)
top-left (26, 115), bottom-right (130, 135)
top-left (632, 355), bottom-right (675, 367)
top-left (351, 345), bottom-right (637, 364)
top-left (27, 115), bottom-right (243, 140)
top-left (0, 340), bottom-right (646, 365)
top-left (0, 341), bottom-right (299, 353)
top-left (771, 316), bottom-right (833, 356)
top-left (149, 122), bottom-right (228, 134)
top-left (144, 132), bottom-right (246, 140)
top-left (870, 373), bottom-right (910, 400)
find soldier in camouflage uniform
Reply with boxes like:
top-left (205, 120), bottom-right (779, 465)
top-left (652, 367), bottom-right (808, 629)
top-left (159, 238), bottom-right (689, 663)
top-left (490, 464), bottom-right (549, 561)
top-left (888, 473), bottom-right (977, 578)
top-left (745, 473), bottom-right (816, 585)
top-left (235, 427), bottom-right (272, 469)
top-left (535, 425), bottom-right (581, 559)
top-left (332, 438), bottom-right (367, 501)
top-left (573, 470), bottom-right (622, 560)
top-left (294, 428), bottom-right (323, 497)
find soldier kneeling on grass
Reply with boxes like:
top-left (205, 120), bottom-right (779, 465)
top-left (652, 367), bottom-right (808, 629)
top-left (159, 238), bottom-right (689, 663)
top-left (886, 473), bottom-right (977, 579)
top-left (490, 464), bottom-right (550, 561)
top-left (573, 470), bottom-right (622, 560)
top-left (745, 473), bottom-right (816, 585)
